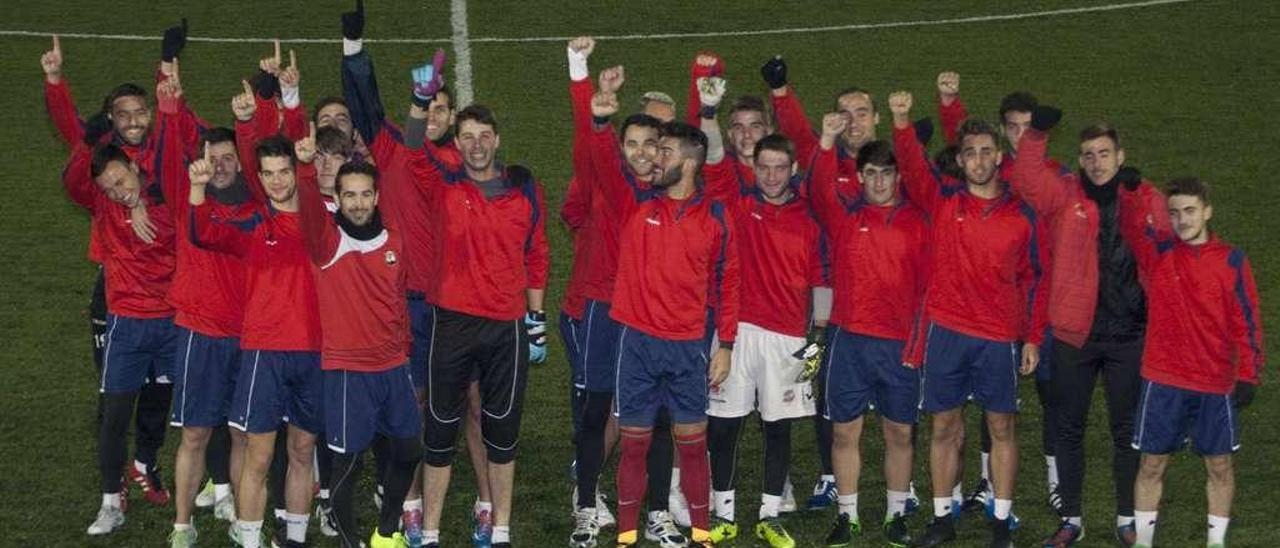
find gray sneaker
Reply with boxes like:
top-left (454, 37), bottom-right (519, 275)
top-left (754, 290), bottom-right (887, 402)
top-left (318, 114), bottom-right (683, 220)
top-left (644, 511), bottom-right (687, 548)
top-left (86, 504), bottom-right (125, 535)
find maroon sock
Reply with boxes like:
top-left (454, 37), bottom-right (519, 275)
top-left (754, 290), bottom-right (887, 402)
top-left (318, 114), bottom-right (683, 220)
top-left (617, 429), bottom-right (653, 539)
top-left (675, 430), bottom-right (711, 533)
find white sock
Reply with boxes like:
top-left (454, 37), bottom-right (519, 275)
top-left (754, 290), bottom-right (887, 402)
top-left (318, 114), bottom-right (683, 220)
top-left (133, 460), bottom-right (148, 474)
top-left (103, 492), bottom-right (121, 508)
top-left (671, 468), bottom-right (682, 488)
top-left (492, 525), bottom-right (510, 544)
top-left (1117, 515), bottom-right (1134, 528)
top-left (285, 512), bottom-right (308, 542)
top-left (980, 452), bottom-right (991, 481)
top-left (214, 483), bottom-right (232, 500)
top-left (821, 474), bottom-right (836, 483)
top-left (759, 494), bottom-right (781, 520)
top-left (951, 482), bottom-right (963, 501)
top-left (713, 490), bottom-right (735, 521)
top-left (837, 493), bottom-right (858, 520)
top-left (273, 508), bottom-right (287, 520)
top-left (992, 498), bottom-right (1012, 520)
top-left (173, 522), bottom-right (192, 531)
top-left (933, 497), bottom-right (952, 518)
top-left (238, 520), bottom-right (264, 548)
top-left (1208, 514), bottom-right (1229, 545)
top-left (1065, 516), bottom-right (1082, 527)
top-left (1135, 510), bottom-right (1157, 545)
top-left (403, 498), bottom-right (423, 512)
top-left (318, 489), bottom-right (330, 500)
top-left (474, 499), bottom-right (492, 515)
top-left (423, 529), bottom-right (440, 544)
top-left (1046, 455), bottom-right (1059, 487)
top-left (886, 490), bottom-right (909, 520)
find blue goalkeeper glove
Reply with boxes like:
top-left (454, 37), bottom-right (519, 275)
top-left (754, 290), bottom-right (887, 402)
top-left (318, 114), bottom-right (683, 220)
top-left (525, 310), bottom-right (547, 365)
top-left (411, 49), bottom-right (448, 108)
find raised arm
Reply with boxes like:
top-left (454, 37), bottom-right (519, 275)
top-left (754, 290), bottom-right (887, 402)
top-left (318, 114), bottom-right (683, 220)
top-left (1009, 107), bottom-right (1072, 215)
top-left (40, 35), bottom-right (87, 146)
top-left (563, 36), bottom-right (597, 231)
top-left (231, 80), bottom-right (270, 205)
top-left (586, 67), bottom-right (654, 212)
top-left (685, 51), bottom-right (723, 125)
top-left (935, 71), bottom-right (968, 146)
top-left (1117, 178), bottom-right (1175, 276)
top-left (339, 4), bottom-right (388, 151)
top-left (188, 150), bottom-right (251, 257)
top-left (889, 91), bottom-right (942, 216)
top-left (763, 56), bottom-right (821, 172)
top-left (293, 125), bottom-right (342, 266)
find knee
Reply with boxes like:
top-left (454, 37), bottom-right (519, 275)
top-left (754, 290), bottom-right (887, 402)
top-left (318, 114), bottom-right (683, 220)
top-left (287, 436), bottom-right (316, 466)
top-left (422, 421), bottom-right (460, 468)
top-left (882, 422), bottom-right (912, 450)
top-left (831, 420), bottom-right (861, 449)
top-left (1138, 455), bottom-right (1168, 480)
top-left (985, 414), bottom-right (1016, 443)
top-left (931, 414), bottom-right (963, 445)
top-left (1205, 457), bottom-right (1233, 484)
top-left (481, 415), bottom-right (520, 465)
top-left (181, 427), bottom-right (213, 449)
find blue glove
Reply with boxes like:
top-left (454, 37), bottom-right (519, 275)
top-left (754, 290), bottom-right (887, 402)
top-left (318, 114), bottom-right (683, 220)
top-left (525, 310), bottom-right (547, 364)
top-left (411, 49), bottom-right (448, 108)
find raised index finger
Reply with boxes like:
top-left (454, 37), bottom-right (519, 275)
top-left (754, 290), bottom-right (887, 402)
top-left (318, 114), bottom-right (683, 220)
top-left (204, 141), bottom-right (211, 163)
top-left (309, 121), bottom-right (317, 140)
top-left (288, 49), bottom-right (297, 69)
top-left (273, 38), bottom-right (281, 63)
top-left (52, 34), bottom-right (61, 54)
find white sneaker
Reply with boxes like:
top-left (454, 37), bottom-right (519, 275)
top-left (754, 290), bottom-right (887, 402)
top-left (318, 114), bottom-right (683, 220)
top-left (595, 491), bottom-right (615, 528)
top-left (569, 506), bottom-right (600, 548)
top-left (214, 493), bottom-right (236, 522)
top-left (315, 497), bottom-right (338, 537)
top-left (169, 526), bottom-right (198, 548)
top-left (779, 477), bottom-right (797, 513)
top-left (668, 487), bottom-right (692, 528)
top-left (195, 479), bottom-right (217, 508)
top-left (86, 504), bottom-right (125, 535)
top-left (227, 522), bottom-right (243, 547)
top-left (644, 510), bottom-right (688, 548)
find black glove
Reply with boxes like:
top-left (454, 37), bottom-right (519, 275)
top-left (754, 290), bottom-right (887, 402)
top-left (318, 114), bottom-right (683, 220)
top-left (760, 55), bottom-right (787, 90)
top-left (82, 112), bottom-right (113, 146)
top-left (1114, 166), bottom-right (1142, 191)
top-left (342, 0), bottom-right (366, 41)
top-left (1232, 381), bottom-right (1256, 409)
top-left (161, 18), bottom-right (188, 62)
top-left (913, 117), bottom-right (934, 147)
top-left (251, 69), bottom-right (280, 100)
top-left (1030, 105), bottom-right (1062, 132)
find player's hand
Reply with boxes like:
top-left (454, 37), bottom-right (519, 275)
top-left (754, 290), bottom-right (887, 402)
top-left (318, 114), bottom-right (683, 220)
top-left (792, 327), bottom-right (826, 382)
top-left (411, 49), bottom-right (448, 107)
top-left (760, 55), bottom-right (787, 90)
top-left (1020, 342), bottom-right (1040, 375)
top-left (82, 112), bottom-right (112, 146)
top-left (156, 74), bottom-right (183, 114)
top-left (820, 111), bottom-right (849, 149)
top-left (694, 51), bottom-right (723, 76)
top-left (525, 310), bottom-right (548, 365)
top-left (590, 91), bottom-right (619, 118)
top-left (341, 0), bottom-right (365, 41)
top-left (260, 39), bottom-right (283, 76)
top-left (279, 49), bottom-right (300, 90)
top-left (295, 123), bottom-right (318, 164)
top-left (888, 91), bottom-right (913, 129)
top-left (161, 18), bottom-right (188, 63)
top-left (598, 65), bottom-right (625, 95)
top-left (709, 346), bottom-right (732, 387)
top-left (936, 71), bottom-right (960, 105)
top-left (1232, 381), bottom-right (1256, 409)
top-left (1030, 104), bottom-right (1063, 132)
top-left (568, 36), bottom-right (595, 57)
top-left (232, 80), bottom-right (256, 121)
top-left (41, 35), bottom-right (63, 84)
top-left (189, 142), bottom-right (215, 187)
top-left (697, 76), bottom-right (727, 109)
top-left (129, 203), bottom-right (156, 244)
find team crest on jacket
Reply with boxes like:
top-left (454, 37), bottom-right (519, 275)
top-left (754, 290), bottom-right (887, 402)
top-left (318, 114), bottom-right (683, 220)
top-left (385, 250), bottom-right (398, 265)
top-left (1073, 202), bottom-right (1088, 219)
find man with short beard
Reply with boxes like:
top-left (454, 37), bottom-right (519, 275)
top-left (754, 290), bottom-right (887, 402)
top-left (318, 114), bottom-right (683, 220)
top-left (891, 91), bottom-right (1049, 548)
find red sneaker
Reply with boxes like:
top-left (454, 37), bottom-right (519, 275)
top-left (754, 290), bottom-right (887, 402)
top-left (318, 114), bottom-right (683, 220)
top-left (125, 464), bottom-right (171, 506)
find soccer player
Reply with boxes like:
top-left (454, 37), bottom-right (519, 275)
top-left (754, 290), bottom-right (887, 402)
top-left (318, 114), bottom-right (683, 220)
top-left (1118, 177), bottom-right (1263, 548)
top-left (192, 135), bottom-right (323, 548)
top-left (1012, 110), bottom-right (1152, 546)
top-left (890, 91), bottom-right (1049, 548)
top-left (808, 112), bottom-right (931, 547)
top-left (696, 82), bottom-right (828, 546)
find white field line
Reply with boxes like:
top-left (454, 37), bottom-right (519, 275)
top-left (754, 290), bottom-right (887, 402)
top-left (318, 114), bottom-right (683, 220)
top-left (449, 0), bottom-right (475, 107)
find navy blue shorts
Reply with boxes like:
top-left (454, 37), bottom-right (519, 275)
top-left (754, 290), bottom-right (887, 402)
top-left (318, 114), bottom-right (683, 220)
top-left (100, 314), bottom-right (178, 394)
top-left (229, 350), bottom-right (323, 435)
top-left (1132, 380), bottom-right (1239, 456)
top-left (921, 323), bottom-right (1020, 414)
top-left (614, 327), bottom-right (708, 427)
top-left (578, 300), bottom-right (624, 393)
top-left (408, 296), bottom-right (436, 390)
top-left (170, 328), bottom-right (241, 427)
top-left (822, 327), bottom-right (920, 424)
top-left (324, 364), bottom-right (422, 454)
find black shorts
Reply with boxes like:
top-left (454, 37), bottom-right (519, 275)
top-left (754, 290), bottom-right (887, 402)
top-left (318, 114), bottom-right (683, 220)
top-left (425, 307), bottom-right (529, 425)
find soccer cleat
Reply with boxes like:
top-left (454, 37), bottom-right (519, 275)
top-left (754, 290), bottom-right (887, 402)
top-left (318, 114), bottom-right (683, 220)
top-left (214, 493), bottom-right (236, 522)
top-left (962, 478), bottom-right (991, 514)
top-left (403, 508), bottom-right (423, 547)
top-left (885, 514), bottom-right (913, 547)
top-left (315, 497), bottom-right (338, 537)
top-left (169, 526), bottom-right (198, 547)
top-left (643, 511), bottom-right (688, 548)
top-left (983, 498), bottom-right (1021, 530)
top-left (824, 512), bottom-right (861, 547)
top-left (570, 506), bottom-right (600, 548)
top-left (668, 487), bottom-right (692, 527)
top-left (911, 516), bottom-right (956, 547)
top-left (808, 477), bottom-right (838, 510)
top-left (779, 477), bottom-right (798, 513)
top-left (126, 464), bottom-right (172, 506)
top-left (755, 517), bottom-right (797, 548)
top-left (86, 504), bottom-right (126, 535)
top-left (594, 491), bottom-right (615, 528)
top-left (709, 517), bottom-right (739, 543)
top-left (989, 517), bottom-right (1013, 548)
top-left (195, 479), bottom-right (217, 508)
top-left (370, 530), bottom-right (408, 548)
top-left (1115, 522), bottom-right (1137, 547)
top-left (1047, 486), bottom-right (1064, 514)
top-left (472, 504), bottom-right (493, 547)
top-left (1042, 519), bottom-right (1083, 547)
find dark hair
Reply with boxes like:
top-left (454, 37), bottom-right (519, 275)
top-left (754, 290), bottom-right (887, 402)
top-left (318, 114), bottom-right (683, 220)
top-left (90, 143), bottom-right (131, 178)
top-left (433, 85), bottom-right (454, 107)
top-left (316, 126), bottom-right (354, 158)
top-left (933, 144), bottom-right (963, 179)
top-left (618, 113), bottom-right (662, 142)
top-left (455, 104), bottom-right (498, 134)
top-left (753, 134), bottom-right (794, 163)
top-left (728, 95), bottom-right (770, 121)
top-left (998, 91), bottom-right (1038, 121)
top-left (254, 135), bottom-right (295, 167)
top-left (1079, 122), bottom-right (1120, 147)
top-left (659, 122), bottom-right (708, 166)
top-left (312, 96), bottom-right (348, 123)
top-left (832, 87), bottom-right (875, 113)
top-left (335, 161), bottom-right (380, 194)
top-left (101, 83), bottom-right (147, 114)
top-left (1166, 176), bottom-right (1210, 204)
top-left (856, 140), bottom-right (896, 171)
top-left (198, 127), bottom-right (236, 151)
top-left (956, 118), bottom-right (1000, 147)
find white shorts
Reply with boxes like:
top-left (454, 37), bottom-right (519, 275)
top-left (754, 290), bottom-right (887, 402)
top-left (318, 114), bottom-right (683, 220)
top-left (709, 323), bottom-right (816, 422)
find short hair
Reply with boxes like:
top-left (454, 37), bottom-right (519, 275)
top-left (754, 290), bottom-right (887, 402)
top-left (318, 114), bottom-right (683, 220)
top-left (1165, 176), bottom-right (1210, 205)
top-left (957, 118), bottom-right (1000, 147)
top-left (728, 95), bottom-right (770, 121)
top-left (856, 140), bottom-right (896, 171)
top-left (753, 134), bottom-right (794, 163)
top-left (619, 113), bottom-right (662, 142)
top-left (101, 83), bottom-right (147, 113)
top-left (433, 85), bottom-right (454, 107)
top-left (335, 161), bottom-right (380, 194)
top-left (659, 122), bottom-right (708, 165)
top-left (640, 91), bottom-right (676, 108)
top-left (832, 86), bottom-right (876, 113)
top-left (316, 126), bottom-right (354, 158)
top-left (312, 96), bottom-right (348, 122)
top-left (254, 135), bottom-right (295, 167)
top-left (1079, 123), bottom-right (1120, 147)
top-left (90, 143), bottom-right (131, 178)
top-left (455, 104), bottom-right (499, 134)
top-left (998, 91), bottom-right (1038, 121)
top-left (198, 127), bottom-right (236, 151)
top-left (933, 144), bottom-right (963, 179)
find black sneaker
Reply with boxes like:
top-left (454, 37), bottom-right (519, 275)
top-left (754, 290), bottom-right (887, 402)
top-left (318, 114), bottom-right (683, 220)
top-left (271, 516), bottom-right (287, 548)
top-left (989, 517), bottom-right (1013, 548)
top-left (1042, 519), bottom-right (1083, 547)
top-left (885, 514), bottom-right (913, 547)
top-left (962, 479), bottom-right (991, 514)
top-left (825, 512), bottom-right (861, 547)
top-left (911, 516), bottom-right (956, 547)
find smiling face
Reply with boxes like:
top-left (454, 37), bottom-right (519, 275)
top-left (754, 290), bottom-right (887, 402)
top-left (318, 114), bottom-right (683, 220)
top-left (1079, 135), bottom-right (1125, 185)
top-left (425, 91), bottom-right (455, 142)
top-left (860, 163), bottom-right (899, 206)
top-left (109, 95), bottom-right (151, 146)
top-left (958, 133), bottom-right (1002, 187)
top-left (753, 148), bottom-right (794, 202)
top-left (652, 136), bottom-right (689, 188)
top-left (622, 124), bottom-right (658, 179)
top-left (206, 141), bottom-right (240, 189)
top-left (835, 91), bottom-right (879, 150)
top-left (258, 155), bottom-right (297, 206)
top-left (455, 119), bottom-right (500, 175)
top-left (94, 160), bottom-right (142, 208)
top-left (338, 173), bottom-right (379, 227)
top-left (1168, 194), bottom-right (1212, 244)
top-left (729, 109), bottom-right (771, 162)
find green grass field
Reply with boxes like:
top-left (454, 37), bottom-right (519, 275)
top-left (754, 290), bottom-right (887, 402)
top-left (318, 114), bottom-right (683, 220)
top-left (2, 1), bottom-right (1278, 546)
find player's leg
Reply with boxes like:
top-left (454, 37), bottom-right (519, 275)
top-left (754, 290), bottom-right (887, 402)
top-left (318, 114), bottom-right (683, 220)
top-left (1044, 337), bottom-right (1100, 545)
top-left (90, 267), bottom-right (107, 425)
top-left (822, 328), bottom-right (874, 541)
top-left (876, 333), bottom-right (921, 547)
top-left (476, 316), bottom-right (530, 548)
top-left (1133, 453), bottom-right (1169, 547)
top-left (131, 319), bottom-right (178, 508)
top-left (464, 382), bottom-right (493, 526)
top-left (1194, 388), bottom-right (1240, 548)
top-left (613, 327), bottom-right (662, 546)
top-left (420, 308), bottom-right (476, 544)
top-left (974, 338), bottom-right (1021, 546)
top-left (1035, 333), bottom-right (1060, 512)
top-left (915, 324), bottom-right (973, 546)
top-left (403, 296), bottom-right (433, 544)
top-left (666, 338), bottom-right (715, 545)
top-left (90, 314), bottom-right (156, 535)
top-left (280, 352), bottom-right (322, 545)
top-left (228, 350), bottom-right (288, 548)
top-left (1102, 338), bottom-right (1143, 543)
top-left (369, 365), bottom-right (424, 545)
top-left (322, 367), bottom-right (381, 548)
top-left (705, 323), bottom-right (755, 539)
top-left (266, 427), bottom-right (289, 531)
top-left (1129, 380), bottom-right (1187, 548)
top-left (572, 299), bottom-right (623, 538)
top-left (171, 329), bottom-right (240, 539)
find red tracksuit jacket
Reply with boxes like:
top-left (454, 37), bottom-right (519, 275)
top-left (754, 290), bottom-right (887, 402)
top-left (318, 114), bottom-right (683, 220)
top-left (770, 87), bottom-right (861, 203)
top-left (559, 77), bottom-right (599, 320)
top-left (895, 124), bottom-right (1049, 346)
top-left (1119, 185), bottom-right (1264, 395)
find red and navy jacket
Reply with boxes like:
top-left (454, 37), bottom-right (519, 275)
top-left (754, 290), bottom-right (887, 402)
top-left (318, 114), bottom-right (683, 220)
top-left (559, 77), bottom-right (599, 320)
top-left (806, 145), bottom-right (931, 343)
top-left (703, 159), bottom-right (826, 338)
top-left (1119, 185), bottom-right (1264, 395)
top-left (298, 169), bottom-right (409, 372)
top-left (895, 123), bottom-right (1050, 346)
top-left (406, 143), bottom-right (549, 322)
top-left (770, 86), bottom-right (862, 203)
